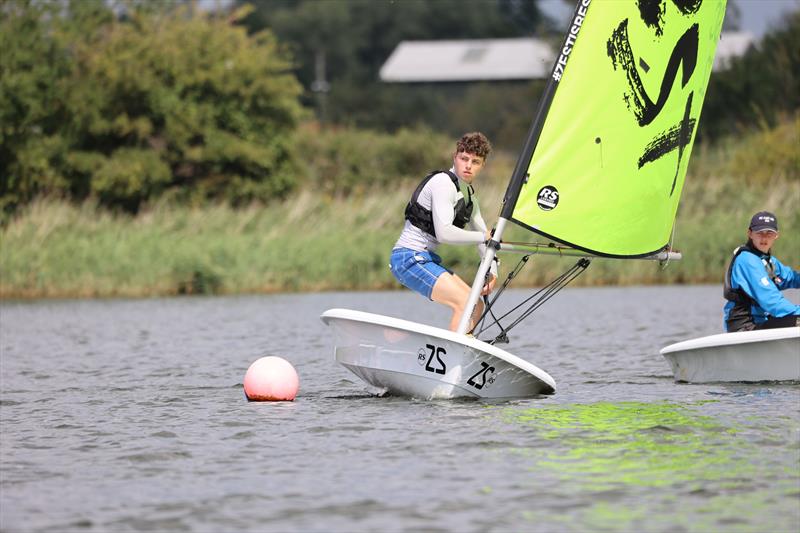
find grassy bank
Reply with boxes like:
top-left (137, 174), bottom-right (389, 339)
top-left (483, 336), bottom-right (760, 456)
top-left (1, 117), bottom-right (798, 299)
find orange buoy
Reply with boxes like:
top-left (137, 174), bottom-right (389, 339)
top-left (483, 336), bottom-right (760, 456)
top-left (243, 356), bottom-right (299, 401)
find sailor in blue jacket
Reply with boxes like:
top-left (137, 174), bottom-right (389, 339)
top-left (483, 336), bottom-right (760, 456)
top-left (723, 211), bottom-right (800, 332)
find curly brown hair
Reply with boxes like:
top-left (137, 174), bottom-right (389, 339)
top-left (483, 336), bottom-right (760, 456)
top-left (456, 132), bottom-right (492, 159)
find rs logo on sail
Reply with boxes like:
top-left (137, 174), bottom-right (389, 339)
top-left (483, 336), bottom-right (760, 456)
top-left (537, 186), bottom-right (559, 211)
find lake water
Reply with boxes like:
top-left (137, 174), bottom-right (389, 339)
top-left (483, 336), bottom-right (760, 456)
top-left (1, 286), bottom-right (799, 532)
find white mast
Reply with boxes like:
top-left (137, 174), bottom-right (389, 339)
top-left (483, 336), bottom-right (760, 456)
top-left (456, 218), bottom-right (508, 334)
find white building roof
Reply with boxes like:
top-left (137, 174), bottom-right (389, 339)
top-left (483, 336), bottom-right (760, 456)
top-left (379, 38), bottom-right (554, 82)
top-left (379, 32), bottom-right (754, 83)
top-left (713, 31), bottom-right (755, 70)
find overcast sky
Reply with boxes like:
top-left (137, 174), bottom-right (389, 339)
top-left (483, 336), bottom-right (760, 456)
top-left (539, 0), bottom-right (800, 38)
top-left (202, 0), bottom-right (799, 39)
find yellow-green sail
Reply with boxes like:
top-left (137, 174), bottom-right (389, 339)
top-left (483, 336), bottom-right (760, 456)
top-left (507, 0), bottom-right (727, 257)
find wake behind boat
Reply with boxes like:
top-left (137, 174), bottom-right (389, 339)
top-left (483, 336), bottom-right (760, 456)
top-left (661, 327), bottom-right (800, 383)
top-left (322, 0), bottom-right (727, 399)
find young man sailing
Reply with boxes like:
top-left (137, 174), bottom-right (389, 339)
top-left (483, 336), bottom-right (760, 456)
top-left (390, 132), bottom-right (497, 332)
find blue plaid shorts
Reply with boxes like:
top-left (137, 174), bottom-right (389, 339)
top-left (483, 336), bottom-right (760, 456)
top-left (389, 248), bottom-right (451, 300)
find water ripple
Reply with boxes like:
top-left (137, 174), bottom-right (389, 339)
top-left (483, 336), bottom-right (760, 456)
top-left (1, 288), bottom-right (798, 533)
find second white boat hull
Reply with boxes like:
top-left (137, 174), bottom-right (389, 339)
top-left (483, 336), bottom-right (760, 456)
top-left (320, 308), bottom-right (556, 399)
top-left (660, 327), bottom-right (800, 383)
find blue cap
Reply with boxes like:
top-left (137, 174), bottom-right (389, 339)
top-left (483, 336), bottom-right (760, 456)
top-left (749, 211), bottom-right (778, 232)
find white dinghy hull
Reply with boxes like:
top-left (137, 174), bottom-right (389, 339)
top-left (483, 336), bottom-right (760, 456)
top-left (320, 308), bottom-right (556, 399)
top-left (660, 327), bottom-right (800, 383)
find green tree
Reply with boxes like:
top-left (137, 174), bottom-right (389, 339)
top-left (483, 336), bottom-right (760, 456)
top-left (700, 9), bottom-right (800, 140)
top-left (0, 1), bottom-right (305, 215)
top-left (236, 0), bottom-right (550, 129)
top-left (0, 1), bottom-right (77, 213)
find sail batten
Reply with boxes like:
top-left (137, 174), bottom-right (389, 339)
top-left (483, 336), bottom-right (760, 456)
top-left (505, 0), bottom-right (726, 258)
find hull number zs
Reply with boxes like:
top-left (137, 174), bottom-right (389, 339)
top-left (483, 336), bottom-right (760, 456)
top-left (421, 344), bottom-right (446, 375)
top-left (467, 361), bottom-right (496, 390)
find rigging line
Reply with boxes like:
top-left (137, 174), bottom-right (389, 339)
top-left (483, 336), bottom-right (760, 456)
top-left (476, 258), bottom-right (591, 343)
top-left (479, 294), bottom-right (507, 343)
top-left (477, 266), bottom-right (562, 336)
top-left (502, 260), bottom-right (589, 333)
top-left (492, 266), bottom-right (588, 344)
top-left (473, 254), bottom-right (532, 334)
top-left (500, 262), bottom-right (585, 329)
top-left (482, 259), bottom-right (586, 330)
top-left (661, 219), bottom-right (678, 270)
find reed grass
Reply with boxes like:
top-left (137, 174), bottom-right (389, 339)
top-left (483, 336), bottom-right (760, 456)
top-left (1, 117), bottom-right (798, 298)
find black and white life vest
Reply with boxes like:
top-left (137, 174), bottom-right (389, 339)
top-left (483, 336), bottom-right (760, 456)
top-left (723, 242), bottom-right (780, 331)
top-left (404, 170), bottom-right (473, 239)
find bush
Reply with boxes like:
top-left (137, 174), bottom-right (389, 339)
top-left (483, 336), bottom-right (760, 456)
top-left (90, 148), bottom-right (172, 211)
top-left (724, 114), bottom-right (799, 186)
top-left (700, 10), bottom-right (800, 140)
top-left (293, 123), bottom-right (452, 195)
top-left (0, 1), bottom-right (75, 214)
top-left (0, 2), bottom-right (305, 216)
